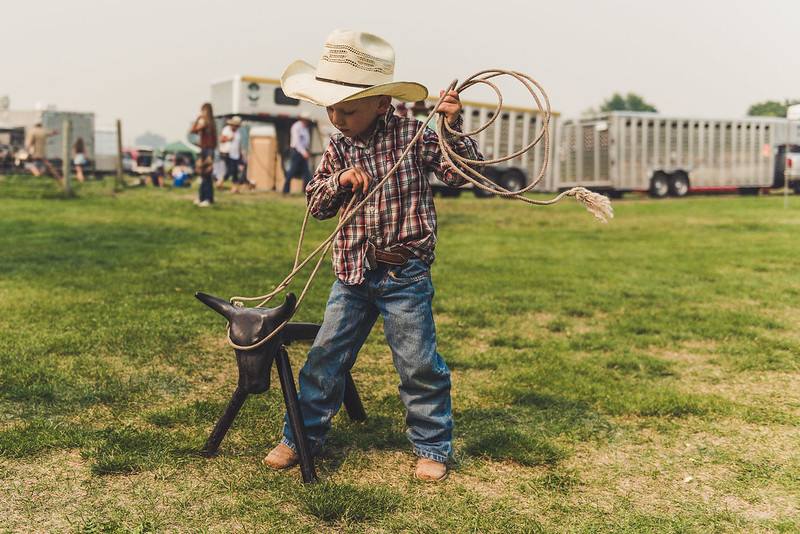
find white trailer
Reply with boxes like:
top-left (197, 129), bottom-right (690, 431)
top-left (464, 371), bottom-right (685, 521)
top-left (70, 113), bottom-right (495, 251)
top-left (556, 112), bottom-right (800, 198)
top-left (210, 75), bottom-right (339, 191)
top-left (210, 75), bottom-right (333, 158)
top-left (93, 126), bottom-right (119, 175)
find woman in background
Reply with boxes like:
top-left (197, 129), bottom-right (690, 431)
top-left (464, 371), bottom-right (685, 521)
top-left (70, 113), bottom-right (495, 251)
top-left (190, 102), bottom-right (217, 206)
top-left (72, 137), bottom-right (87, 183)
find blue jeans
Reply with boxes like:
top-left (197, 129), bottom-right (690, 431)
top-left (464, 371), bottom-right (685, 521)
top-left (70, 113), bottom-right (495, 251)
top-left (224, 154), bottom-right (243, 184)
top-left (281, 258), bottom-right (453, 463)
top-left (198, 147), bottom-right (215, 203)
top-left (282, 149), bottom-right (311, 193)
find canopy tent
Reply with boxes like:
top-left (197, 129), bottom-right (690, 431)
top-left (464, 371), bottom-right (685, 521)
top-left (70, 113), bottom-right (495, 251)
top-left (160, 140), bottom-right (200, 154)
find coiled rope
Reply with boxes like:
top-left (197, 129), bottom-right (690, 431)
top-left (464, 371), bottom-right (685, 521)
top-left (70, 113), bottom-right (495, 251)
top-left (224, 69), bottom-right (613, 350)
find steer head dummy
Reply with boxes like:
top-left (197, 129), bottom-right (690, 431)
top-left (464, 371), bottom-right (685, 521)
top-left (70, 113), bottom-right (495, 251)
top-left (195, 292), bottom-right (320, 394)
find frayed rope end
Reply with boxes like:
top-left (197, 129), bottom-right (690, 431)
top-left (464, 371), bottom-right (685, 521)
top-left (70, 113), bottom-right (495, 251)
top-left (567, 187), bottom-right (614, 223)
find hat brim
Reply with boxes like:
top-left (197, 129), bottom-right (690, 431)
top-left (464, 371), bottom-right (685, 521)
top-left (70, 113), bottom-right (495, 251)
top-left (281, 60), bottom-right (428, 107)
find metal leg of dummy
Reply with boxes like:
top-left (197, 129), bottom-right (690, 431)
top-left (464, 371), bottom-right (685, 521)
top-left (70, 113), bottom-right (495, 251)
top-left (343, 372), bottom-right (367, 422)
top-left (201, 386), bottom-right (249, 457)
top-left (275, 346), bottom-right (317, 483)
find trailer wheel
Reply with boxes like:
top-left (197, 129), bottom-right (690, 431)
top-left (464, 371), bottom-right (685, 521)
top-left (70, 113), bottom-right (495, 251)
top-left (669, 172), bottom-right (689, 197)
top-left (474, 167), bottom-right (499, 198)
top-left (649, 172), bottom-right (670, 198)
top-left (500, 168), bottom-right (526, 192)
top-left (738, 187), bottom-right (760, 196)
top-left (438, 187), bottom-right (462, 198)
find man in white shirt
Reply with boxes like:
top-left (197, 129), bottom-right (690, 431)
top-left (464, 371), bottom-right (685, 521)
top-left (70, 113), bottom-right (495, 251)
top-left (282, 115), bottom-right (313, 195)
top-left (218, 116), bottom-right (246, 192)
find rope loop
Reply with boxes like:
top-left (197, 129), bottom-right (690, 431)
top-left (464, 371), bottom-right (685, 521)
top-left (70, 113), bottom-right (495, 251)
top-left (431, 70), bottom-right (613, 222)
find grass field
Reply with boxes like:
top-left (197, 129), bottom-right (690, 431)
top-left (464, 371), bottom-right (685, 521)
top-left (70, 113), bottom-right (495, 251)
top-left (1, 174), bottom-right (799, 533)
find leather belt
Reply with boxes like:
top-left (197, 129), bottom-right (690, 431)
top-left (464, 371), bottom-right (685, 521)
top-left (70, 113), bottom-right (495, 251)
top-left (366, 242), bottom-right (415, 270)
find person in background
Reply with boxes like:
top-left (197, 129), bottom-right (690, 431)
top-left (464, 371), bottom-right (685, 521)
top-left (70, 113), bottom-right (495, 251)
top-left (412, 100), bottom-right (436, 130)
top-left (26, 123), bottom-right (63, 185)
top-left (216, 118), bottom-right (231, 191)
top-left (282, 113), bottom-right (313, 195)
top-left (171, 156), bottom-right (191, 187)
top-left (190, 102), bottom-right (217, 206)
top-left (395, 101), bottom-right (409, 117)
top-left (219, 116), bottom-right (246, 193)
top-left (72, 137), bottom-right (87, 183)
top-left (149, 164), bottom-right (164, 187)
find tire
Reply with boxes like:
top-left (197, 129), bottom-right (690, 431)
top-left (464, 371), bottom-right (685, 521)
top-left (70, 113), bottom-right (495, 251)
top-left (649, 172), bottom-right (669, 198)
top-left (738, 187), bottom-right (760, 196)
top-left (474, 167), bottom-right (499, 198)
top-left (438, 187), bottom-right (462, 198)
top-left (500, 168), bottom-right (526, 192)
top-left (793, 183), bottom-right (800, 195)
top-left (669, 172), bottom-right (690, 197)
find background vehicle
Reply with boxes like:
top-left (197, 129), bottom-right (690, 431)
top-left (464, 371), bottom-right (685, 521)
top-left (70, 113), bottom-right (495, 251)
top-left (130, 147), bottom-right (163, 176)
top-left (0, 126), bottom-right (24, 173)
top-left (556, 112), bottom-right (800, 198)
top-left (211, 75), bottom-right (332, 191)
top-left (772, 144), bottom-right (800, 194)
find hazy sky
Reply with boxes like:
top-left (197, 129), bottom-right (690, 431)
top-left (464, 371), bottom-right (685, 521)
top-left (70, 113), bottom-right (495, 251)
top-left (4, 0), bottom-right (798, 144)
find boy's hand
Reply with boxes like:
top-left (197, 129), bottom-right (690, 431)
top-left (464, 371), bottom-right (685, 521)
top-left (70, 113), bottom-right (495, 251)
top-left (437, 90), bottom-right (462, 127)
top-left (339, 167), bottom-right (372, 194)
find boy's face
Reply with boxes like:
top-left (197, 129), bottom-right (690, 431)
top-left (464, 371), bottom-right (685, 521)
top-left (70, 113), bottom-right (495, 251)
top-left (326, 95), bottom-right (391, 139)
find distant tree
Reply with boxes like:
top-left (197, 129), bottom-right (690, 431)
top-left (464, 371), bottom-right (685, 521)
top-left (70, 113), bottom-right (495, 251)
top-left (600, 92), bottom-right (657, 113)
top-left (747, 99), bottom-right (800, 117)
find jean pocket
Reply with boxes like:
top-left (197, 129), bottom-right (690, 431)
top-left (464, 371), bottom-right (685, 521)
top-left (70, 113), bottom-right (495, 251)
top-left (387, 259), bottom-right (430, 284)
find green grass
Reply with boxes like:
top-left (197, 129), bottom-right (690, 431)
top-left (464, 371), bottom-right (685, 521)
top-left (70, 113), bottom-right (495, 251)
top-left (1, 173), bottom-right (799, 533)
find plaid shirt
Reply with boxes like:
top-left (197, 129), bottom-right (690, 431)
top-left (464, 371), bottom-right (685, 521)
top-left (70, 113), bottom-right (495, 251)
top-left (306, 106), bottom-right (483, 285)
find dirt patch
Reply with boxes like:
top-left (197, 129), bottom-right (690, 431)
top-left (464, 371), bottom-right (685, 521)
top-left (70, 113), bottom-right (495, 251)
top-left (561, 416), bottom-right (800, 526)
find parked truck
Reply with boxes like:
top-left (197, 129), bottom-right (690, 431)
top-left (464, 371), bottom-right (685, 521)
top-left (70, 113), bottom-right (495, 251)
top-left (556, 112), bottom-right (800, 197)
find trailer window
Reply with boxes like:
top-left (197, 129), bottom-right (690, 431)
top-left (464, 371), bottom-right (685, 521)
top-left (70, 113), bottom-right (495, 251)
top-left (274, 88), bottom-right (299, 106)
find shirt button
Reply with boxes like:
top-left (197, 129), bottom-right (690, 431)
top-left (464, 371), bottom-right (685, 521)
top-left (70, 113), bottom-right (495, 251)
top-left (369, 235), bottom-right (377, 242)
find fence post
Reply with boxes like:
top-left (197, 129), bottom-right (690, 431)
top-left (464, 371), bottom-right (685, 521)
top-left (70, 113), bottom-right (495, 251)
top-left (62, 119), bottom-right (72, 195)
top-left (115, 119), bottom-right (124, 191)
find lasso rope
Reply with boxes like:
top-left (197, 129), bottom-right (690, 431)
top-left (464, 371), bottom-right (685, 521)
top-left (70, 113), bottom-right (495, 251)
top-left (224, 69), bottom-right (613, 350)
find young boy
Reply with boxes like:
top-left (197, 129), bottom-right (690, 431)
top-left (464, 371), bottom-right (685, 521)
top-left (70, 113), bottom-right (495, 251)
top-left (263, 29), bottom-right (482, 482)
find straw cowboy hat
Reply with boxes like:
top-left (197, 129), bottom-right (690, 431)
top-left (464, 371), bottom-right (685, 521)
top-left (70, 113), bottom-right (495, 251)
top-left (281, 29), bottom-right (428, 107)
top-left (227, 116), bottom-right (242, 126)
